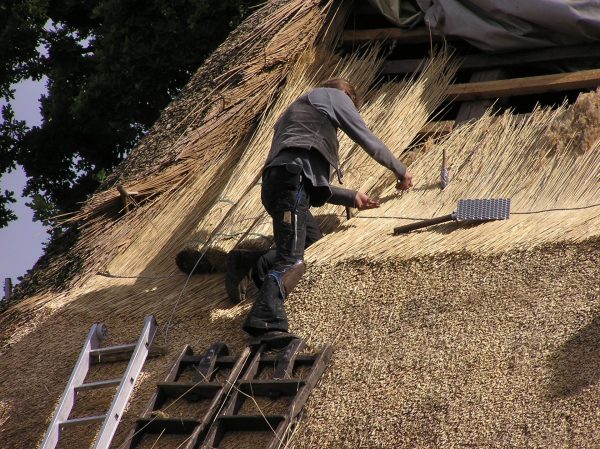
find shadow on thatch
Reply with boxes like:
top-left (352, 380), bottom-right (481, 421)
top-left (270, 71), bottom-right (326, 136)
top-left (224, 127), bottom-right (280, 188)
top-left (548, 313), bottom-right (600, 398)
top-left (314, 213), bottom-right (342, 234)
top-left (412, 182), bottom-right (441, 192)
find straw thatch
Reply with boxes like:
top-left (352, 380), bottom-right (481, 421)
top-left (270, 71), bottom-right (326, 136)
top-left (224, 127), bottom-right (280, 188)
top-left (1, 0), bottom-right (600, 447)
top-left (9, 0), bottom-right (346, 302)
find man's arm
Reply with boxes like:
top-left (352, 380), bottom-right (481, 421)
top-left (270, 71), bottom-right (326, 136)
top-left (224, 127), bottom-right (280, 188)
top-left (328, 186), bottom-right (381, 210)
top-left (328, 186), bottom-right (356, 207)
top-left (308, 88), bottom-right (407, 180)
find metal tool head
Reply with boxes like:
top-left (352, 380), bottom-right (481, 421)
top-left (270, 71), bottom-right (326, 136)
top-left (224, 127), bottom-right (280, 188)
top-left (455, 198), bottom-right (511, 221)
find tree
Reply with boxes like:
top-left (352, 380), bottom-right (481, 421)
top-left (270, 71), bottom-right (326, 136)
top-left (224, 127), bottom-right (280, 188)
top-left (0, 0), bottom-right (261, 227)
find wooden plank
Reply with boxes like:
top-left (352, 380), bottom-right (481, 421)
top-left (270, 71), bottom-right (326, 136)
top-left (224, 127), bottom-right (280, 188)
top-left (274, 339), bottom-right (305, 379)
top-left (202, 344), bottom-right (265, 448)
top-left (193, 342), bottom-right (228, 382)
top-left (382, 43), bottom-right (600, 75)
top-left (126, 345), bottom-right (251, 449)
top-left (456, 69), bottom-right (508, 123)
top-left (448, 68), bottom-right (600, 102)
top-left (134, 418), bottom-right (200, 435)
top-left (265, 346), bottom-right (334, 449)
top-left (120, 347), bottom-right (187, 448)
top-left (217, 415), bottom-right (285, 432)
top-left (285, 346), bottom-right (333, 422)
top-left (239, 380), bottom-right (306, 396)
top-left (186, 346), bottom-right (251, 449)
top-left (342, 27), bottom-right (440, 45)
top-left (417, 121), bottom-right (454, 140)
top-left (157, 382), bottom-right (221, 399)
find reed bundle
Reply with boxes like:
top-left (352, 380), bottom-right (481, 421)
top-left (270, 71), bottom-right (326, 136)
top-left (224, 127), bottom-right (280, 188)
top-left (25, 0), bottom-right (345, 299)
top-left (306, 100), bottom-right (600, 264)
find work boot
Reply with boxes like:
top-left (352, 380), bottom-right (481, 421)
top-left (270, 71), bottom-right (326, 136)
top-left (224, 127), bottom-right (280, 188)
top-left (253, 330), bottom-right (300, 350)
top-left (225, 249), bottom-right (267, 303)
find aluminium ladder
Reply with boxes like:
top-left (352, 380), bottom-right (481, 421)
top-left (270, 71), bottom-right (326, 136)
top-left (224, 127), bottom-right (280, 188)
top-left (40, 315), bottom-right (158, 449)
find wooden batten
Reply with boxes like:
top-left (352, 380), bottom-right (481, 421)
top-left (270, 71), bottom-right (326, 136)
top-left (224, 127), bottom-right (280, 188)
top-left (342, 26), bottom-right (440, 45)
top-left (447, 68), bottom-right (600, 102)
top-left (382, 43), bottom-right (600, 75)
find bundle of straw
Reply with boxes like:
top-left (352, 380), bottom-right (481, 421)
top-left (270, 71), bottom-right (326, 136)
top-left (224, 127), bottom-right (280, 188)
top-left (25, 0), bottom-right (346, 299)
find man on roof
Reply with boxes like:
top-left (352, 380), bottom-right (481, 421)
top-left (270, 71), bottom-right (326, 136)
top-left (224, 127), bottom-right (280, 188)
top-left (227, 78), bottom-right (413, 348)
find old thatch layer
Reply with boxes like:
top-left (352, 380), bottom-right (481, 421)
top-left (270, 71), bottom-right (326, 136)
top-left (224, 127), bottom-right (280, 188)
top-left (287, 237), bottom-right (600, 448)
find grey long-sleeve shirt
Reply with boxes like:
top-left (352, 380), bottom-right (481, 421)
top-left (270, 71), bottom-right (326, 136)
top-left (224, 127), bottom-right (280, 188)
top-left (267, 87), bottom-right (407, 207)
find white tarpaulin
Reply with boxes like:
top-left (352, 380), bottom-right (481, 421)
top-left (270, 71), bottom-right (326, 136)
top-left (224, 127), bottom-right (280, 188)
top-left (368, 0), bottom-right (600, 52)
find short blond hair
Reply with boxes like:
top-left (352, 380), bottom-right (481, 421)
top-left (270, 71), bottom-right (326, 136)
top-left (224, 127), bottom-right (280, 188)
top-left (318, 78), bottom-right (360, 108)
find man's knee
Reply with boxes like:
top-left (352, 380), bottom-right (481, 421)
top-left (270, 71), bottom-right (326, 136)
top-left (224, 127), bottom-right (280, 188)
top-left (271, 260), bottom-right (306, 298)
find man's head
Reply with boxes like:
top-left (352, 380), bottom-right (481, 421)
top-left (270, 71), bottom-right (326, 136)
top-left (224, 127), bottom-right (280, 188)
top-left (318, 78), bottom-right (360, 108)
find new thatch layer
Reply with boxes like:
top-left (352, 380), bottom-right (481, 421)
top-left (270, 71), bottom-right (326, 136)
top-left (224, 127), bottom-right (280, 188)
top-left (10, 0), bottom-right (345, 300)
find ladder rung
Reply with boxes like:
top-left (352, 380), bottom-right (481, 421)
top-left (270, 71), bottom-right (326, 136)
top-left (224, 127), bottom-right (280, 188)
top-left (259, 354), bottom-right (316, 364)
top-left (180, 354), bottom-right (238, 368)
top-left (75, 378), bottom-right (122, 392)
top-left (60, 414), bottom-right (106, 429)
top-left (90, 343), bottom-right (136, 357)
top-left (217, 415), bottom-right (285, 431)
top-left (157, 382), bottom-right (221, 399)
top-left (238, 380), bottom-right (305, 396)
top-left (136, 417), bottom-right (200, 434)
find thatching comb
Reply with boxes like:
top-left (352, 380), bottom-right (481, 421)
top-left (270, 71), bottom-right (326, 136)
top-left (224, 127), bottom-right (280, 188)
top-left (393, 198), bottom-right (511, 235)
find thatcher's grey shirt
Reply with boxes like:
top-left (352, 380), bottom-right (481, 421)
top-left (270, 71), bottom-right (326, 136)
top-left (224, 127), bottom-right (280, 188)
top-left (267, 87), bottom-right (407, 207)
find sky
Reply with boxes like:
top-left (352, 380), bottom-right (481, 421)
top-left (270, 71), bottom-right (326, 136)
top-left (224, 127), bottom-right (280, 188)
top-left (0, 78), bottom-right (49, 289)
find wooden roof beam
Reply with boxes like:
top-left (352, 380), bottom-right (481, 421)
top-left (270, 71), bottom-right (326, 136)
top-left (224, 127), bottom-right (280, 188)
top-left (342, 27), bottom-right (441, 45)
top-left (448, 68), bottom-right (600, 102)
top-left (382, 43), bottom-right (600, 75)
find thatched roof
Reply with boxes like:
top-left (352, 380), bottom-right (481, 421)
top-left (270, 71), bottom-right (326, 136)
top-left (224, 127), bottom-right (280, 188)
top-left (1, 0), bottom-right (599, 448)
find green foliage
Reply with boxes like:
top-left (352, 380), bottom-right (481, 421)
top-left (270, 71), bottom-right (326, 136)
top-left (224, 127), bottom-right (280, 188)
top-left (0, 0), bottom-right (260, 227)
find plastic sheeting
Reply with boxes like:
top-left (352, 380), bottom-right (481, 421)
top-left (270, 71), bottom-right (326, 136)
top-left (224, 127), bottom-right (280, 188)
top-left (368, 0), bottom-right (600, 52)
top-left (367, 0), bottom-right (423, 28)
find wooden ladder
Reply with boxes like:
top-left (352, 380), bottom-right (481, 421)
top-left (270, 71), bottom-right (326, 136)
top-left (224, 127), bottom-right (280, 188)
top-left (123, 342), bottom-right (251, 449)
top-left (202, 340), bottom-right (333, 449)
top-left (40, 315), bottom-right (158, 449)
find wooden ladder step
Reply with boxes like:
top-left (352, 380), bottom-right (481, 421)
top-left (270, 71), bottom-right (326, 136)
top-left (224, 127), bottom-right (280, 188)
top-left (157, 382), bottom-right (221, 399)
top-left (181, 354), bottom-right (237, 365)
top-left (259, 354), bottom-right (315, 364)
top-left (217, 415), bottom-right (286, 431)
top-left (75, 378), bottom-right (121, 392)
top-left (123, 344), bottom-right (252, 449)
top-left (238, 380), bottom-right (305, 397)
top-left (135, 417), bottom-right (201, 434)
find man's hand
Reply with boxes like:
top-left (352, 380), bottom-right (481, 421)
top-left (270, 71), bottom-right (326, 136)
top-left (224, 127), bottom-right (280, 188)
top-left (355, 191), bottom-right (380, 210)
top-left (396, 171), bottom-right (414, 190)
